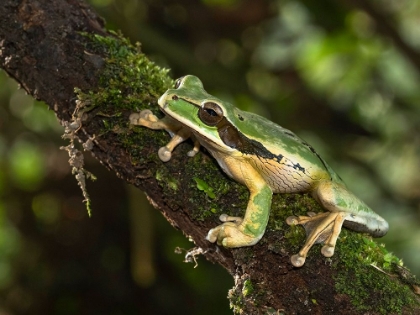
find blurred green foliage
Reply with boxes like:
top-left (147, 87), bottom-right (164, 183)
top-left (1, 0), bottom-right (420, 314)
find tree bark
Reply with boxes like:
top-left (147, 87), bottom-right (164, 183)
top-left (1, 1), bottom-right (419, 314)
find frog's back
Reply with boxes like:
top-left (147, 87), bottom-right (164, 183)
top-left (229, 109), bottom-right (343, 192)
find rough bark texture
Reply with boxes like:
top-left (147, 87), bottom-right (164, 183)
top-left (1, 1), bottom-right (419, 314)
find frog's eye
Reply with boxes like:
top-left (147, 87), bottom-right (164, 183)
top-left (199, 102), bottom-right (224, 126)
top-left (174, 76), bottom-right (185, 89)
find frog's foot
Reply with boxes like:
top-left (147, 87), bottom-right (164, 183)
top-left (286, 212), bottom-right (347, 267)
top-left (129, 110), bottom-right (159, 126)
top-left (130, 110), bottom-right (196, 162)
top-left (219, 213), bottom-right (243, 224)
top-left (206, 214), bottom-right (261, 247)
top-left (186, 138), bottom-right (200, 158)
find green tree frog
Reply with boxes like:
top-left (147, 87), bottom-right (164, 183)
top-left (129, 75), bottom-right (389, 267)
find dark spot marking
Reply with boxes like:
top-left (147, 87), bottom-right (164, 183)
top-left (274, 154), bottom-right (283, 162)
top-left (238, 114), bottom-right (244, 121)
top-left (216, 118), bottom-right (286, 163)
top-left (292, 163), bottom-right (305, 173)
top-left (284, 131), bottom-right (297, 138)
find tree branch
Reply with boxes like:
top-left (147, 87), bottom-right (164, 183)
top-left (1, 0), bottom-right (419, 314)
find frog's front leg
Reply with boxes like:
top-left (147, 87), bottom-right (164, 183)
top-left (207, 159), bottom-right (272, 247)
top-left (130, 110), bottom-right (200, 161)
top-left (287, 180), bottom-right (389, 267)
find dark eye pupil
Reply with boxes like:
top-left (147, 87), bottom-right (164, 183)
top-left (198, 102), bottom-right (223, 126)
top-left (174, 76), bottom-right (185, 88)
top-left (206, 109), bottom-right (217, 116)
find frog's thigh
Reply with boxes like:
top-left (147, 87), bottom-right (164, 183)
top-left (206, 159), bottom-right (272, 247)
top-left (313, 180), bottom-right (355, 213)
top-left (314, 180), bottom-right (389, 237)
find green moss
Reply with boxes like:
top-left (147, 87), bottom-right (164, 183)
top-left (268, 193), bottom-right (321, 251)
top-left (242, 279), bottom-right (254, 297)
top-left (333, 230), bottom-right (419, 314)
top-left (76, 31), bottom-right (173, 162)
top-left (283, 223), bottom-right (305, 248)
top-left (182, 153), bottom-right (240, 221)
top-left (68, 32), bottom-right (175, 214)
top-left (228, 289), bottom-right (245, 315)
top-left (193, 177), bottom-right (216, 199)
top-left (229, 275), bottom-right (269, 315)
top-left (156, 169), bottom-right (178, 191)
top-left (81, 31), bottom-right (173, 111)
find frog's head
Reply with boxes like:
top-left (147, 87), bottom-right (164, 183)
top-left (158, 75), bottom-right (247, 152)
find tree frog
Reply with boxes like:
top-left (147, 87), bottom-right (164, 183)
top-left (129, 75), bottom-right (389, 267)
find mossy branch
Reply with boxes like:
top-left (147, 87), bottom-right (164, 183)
top-left (0, 1), bottom-right (419, 314)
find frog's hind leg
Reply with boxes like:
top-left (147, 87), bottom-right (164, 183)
top-left (286, 180), bottom-right (388, 267)
top-left (286, 211), bottom-right (348, 267)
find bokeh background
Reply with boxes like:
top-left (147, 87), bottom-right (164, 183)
top-left (1, 0), bottom-right (419, 314)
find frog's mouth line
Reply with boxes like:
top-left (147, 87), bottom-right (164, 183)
top-left (162, 97), bottom-right (290, 163)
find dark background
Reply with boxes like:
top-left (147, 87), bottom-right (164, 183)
top-left (0, 0), bottom-right (419, 314)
